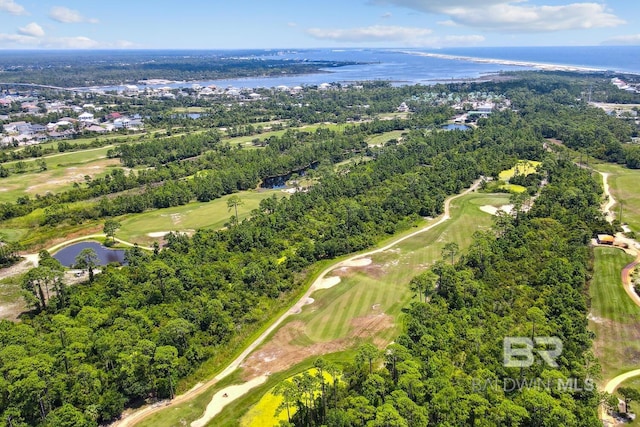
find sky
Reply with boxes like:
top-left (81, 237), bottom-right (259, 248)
top-left (0, 0), bottom-right (639, 49)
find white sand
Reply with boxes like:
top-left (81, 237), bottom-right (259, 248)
top-left (191, 375), bottom-right (268, 427)
top-left (147, 231), bottom-right (170, 238)
top-left (340, 257), bottom-right (372, 267)
top-left (479, 204), bottom-right (514, 216)
top-left (314, 276), bottom-right (341, 290)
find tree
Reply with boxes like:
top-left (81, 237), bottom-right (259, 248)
top-left (75, 248), bottom-right (99, 283)
top-left (227, 195), bottom-right (243, 225)
top-left (408, 270), bottom-right (438, 303)
top-left (441, 242), bottom-right (459, 265)
top-left (356, 343), bottom-right (379, 375)
top-left (618, 387), bottom-right (640, 414)
top-left (103, 220), bottom-right (121, 243)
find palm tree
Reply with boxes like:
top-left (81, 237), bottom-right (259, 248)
top-left (226, 195), bottom-right (243, 225)
top-left (75, 248), bottom-right (99, 282)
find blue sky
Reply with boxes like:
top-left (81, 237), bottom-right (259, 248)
top-left (0, 0), bottom-right (638, 49)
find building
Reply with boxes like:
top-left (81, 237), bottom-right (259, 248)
top-left (596, 234), bottom-right (615, 245)
top-left (78, 112), bottom-right (94, 122)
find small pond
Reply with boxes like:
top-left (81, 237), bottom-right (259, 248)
top-left (442, 124), bottom-right (471, 131)
top-left (53, 241), bottom-right (127, 267)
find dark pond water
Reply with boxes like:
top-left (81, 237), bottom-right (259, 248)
top-left (53, 241), bottom-right (127, 267)
top-left (442, 124), bottom-right (471, 131)
top-left (260, 162), bottom-right (319, 189)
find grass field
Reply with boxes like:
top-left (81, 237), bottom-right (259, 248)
top-left (594, 162), bottom-right (640, 233)
top-left (0, 145), bottom-right (125, 203)
top-left (117, 189), bottom-right (283, 245)
top-left (365, 130), bottom-right (405, 146)
top-left (589, 247), bottom-right (639, 382)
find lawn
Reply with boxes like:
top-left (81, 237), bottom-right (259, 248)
top-left (589, 247), bottom-right (639, 382)
top-left (594, 162), bottom-right (640, 233)
top-left (365, 130), bottom-right (405, 146)
top-left (117, 189), bottom-right (284, 245)
top-left (0, 146), bottom-right (123, 203)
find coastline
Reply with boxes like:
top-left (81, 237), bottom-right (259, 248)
top-left (401, 50), bottom-right (606, 73)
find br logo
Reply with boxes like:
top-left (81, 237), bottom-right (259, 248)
top-left (503, 337), bottom-right (563, 368)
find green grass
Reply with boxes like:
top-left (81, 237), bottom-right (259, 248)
top-left (594, 162), bottom-right (640, 233)
top-left (365, 130), bottom-right (405, 146)
top-left (117, 189), bottom-right (283, 245)
top-left (589, 247), bottom-right (639, 382)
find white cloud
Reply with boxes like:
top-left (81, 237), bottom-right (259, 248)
top-left (287, 22), bottom-right (297, 27)
top-left (371, 0), bottom-right (624, 32)
top-left (602, 34), bottom-right (640, 45)
top-left (437, 20), bottom-right (457, 27)
top-left (306, 24), bottom-right (484, 47)
top-left (0, 31), bottom-right (136, 49)
top-left (381, 12), bottom-right (392, 18)
top-left (307, 25), bottom-right (432, 43)
top-left (49, 6), bottom-right (98, 24)
top-left (0, 0), bottom-right (26, 15)
top-left (18, 22), bottom-right (44, 37)
top-left (0, 33), bottom-right (38, 45)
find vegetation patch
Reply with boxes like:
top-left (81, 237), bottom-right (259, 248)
top-left (498, 160), bottom-right (541, 181)
top-left (240, 368), bottom-right (334, 427)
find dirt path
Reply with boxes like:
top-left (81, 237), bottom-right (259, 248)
top-left (111, 178), bottom-right (483, 427)
top-left (597, 171), bottom-right (640, 425)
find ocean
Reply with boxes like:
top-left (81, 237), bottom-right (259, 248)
top-left (74, 46), bottom-right (640, 91)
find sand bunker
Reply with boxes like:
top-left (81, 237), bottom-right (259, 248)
top-left (315, 276), bottom-right (341, 290)
top-left (147, 231), bottom-right (170, 238)
top-left (479, 204), bottom-right (514, 216)
top-left (341, 258), bottom-right (372, 268)
top-left (190, 375), bottom-right (268, 427)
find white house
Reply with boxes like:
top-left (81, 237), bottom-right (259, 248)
top-left (78, 112), bottom-right (94, 122)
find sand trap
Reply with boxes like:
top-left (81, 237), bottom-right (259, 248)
top-left (315, 276), bottom-right (341, 290)
top-left (480, 204), bottom-right (514, 216)
top-left (147, 231), bottom-right (171, 238)
top-left (304, 298), bottom-right (314, 305)
top-left (341, 258), bottom-right (372, 267)
top-left (191, 375), bottom-right (268, 427)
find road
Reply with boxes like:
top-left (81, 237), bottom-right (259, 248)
top-left (112, 179), bottom-right (483, 427)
